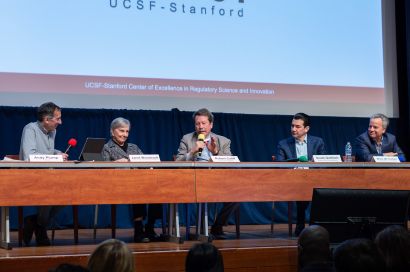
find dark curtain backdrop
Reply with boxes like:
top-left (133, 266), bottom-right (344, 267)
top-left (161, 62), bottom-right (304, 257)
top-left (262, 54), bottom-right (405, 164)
top-left (0, 106), bottom-right (402, 229)
top-left (397, 0), bottom-right (410, 159)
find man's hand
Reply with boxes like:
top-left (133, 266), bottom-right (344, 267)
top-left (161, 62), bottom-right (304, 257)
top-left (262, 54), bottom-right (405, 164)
top-left (191, 140), bottom-right (206, 155)
top-left (115, 158), bottom-right (129, 162)
top-left (383, 152), bottom-right (398, 157)
top-left (206, 137), bottom-right (219, 155)
top-left (62, 153), bottom-right (69, 161)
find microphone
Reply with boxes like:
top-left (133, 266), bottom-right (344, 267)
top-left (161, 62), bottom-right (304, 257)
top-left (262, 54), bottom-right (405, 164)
top-left (197, 134), bottom-right (205, 156)
top-left (278, 155), bottom-right (309, 162)
top-left (65, 138), bottom-right (77, 153)
top-left (279, 156), bottom-right (309, 162)
top-left (281, 158), bottom-right (300, 162)
top-left (298, 155), bottom-right (308, 162)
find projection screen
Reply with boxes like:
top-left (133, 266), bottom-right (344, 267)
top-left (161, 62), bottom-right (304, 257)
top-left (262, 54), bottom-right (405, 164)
top-left (0, 0), bottom-right (398, 117)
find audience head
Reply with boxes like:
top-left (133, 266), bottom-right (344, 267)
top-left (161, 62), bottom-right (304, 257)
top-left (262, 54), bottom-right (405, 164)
top-left (298, 225), bottom-right (331, 268)
top-left (88, 239), bottom-right (135, 272)
top-left (375, 225), bottom-right (410, 272)
top-left (37, 102), bottom-right (62, 132)
top-left (291, 112), bottom-right (310, 141)
top-left (333, 238), bottom-right (385, 272)
top-left (185, 242), bottom-right (224, 272)
top-left (49, 263), bottom-right (89, 272)
top-left (193, 108), bottom-right (214, 137)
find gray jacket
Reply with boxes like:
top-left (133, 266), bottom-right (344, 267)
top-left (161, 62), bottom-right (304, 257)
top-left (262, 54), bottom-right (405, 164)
top-left (102, 139), bottom-right (143, 161)
top-left (175, 132), bottom-right (231, 161)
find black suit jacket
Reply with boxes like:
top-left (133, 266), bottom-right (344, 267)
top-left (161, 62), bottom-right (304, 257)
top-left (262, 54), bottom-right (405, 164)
top-left (276, 135), bottom-right (326, 161)
top-left (354, 132), bottom-right (405, 162)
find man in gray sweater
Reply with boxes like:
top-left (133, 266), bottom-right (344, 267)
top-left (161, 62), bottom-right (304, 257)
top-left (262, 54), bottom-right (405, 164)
top-left (19, 102), bottom-right (68, 246)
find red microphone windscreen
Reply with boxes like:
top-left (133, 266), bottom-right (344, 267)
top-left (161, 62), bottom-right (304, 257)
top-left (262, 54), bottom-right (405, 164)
top-left (68, 138), bottom-right (77, 147)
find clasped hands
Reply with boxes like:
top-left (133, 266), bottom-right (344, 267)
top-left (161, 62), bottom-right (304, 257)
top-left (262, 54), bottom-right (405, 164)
top-left (383, 152), bottom-right (398, 157)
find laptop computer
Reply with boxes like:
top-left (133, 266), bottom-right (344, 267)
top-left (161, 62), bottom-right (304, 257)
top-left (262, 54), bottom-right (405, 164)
top-left (78, 138), bottom-right (106, 161)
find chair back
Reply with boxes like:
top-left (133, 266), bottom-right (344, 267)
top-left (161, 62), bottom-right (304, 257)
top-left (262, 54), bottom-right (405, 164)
top-left (4, 154), bottom-right (19, 160)
top-left (271, 155), bottom-right (276, 161)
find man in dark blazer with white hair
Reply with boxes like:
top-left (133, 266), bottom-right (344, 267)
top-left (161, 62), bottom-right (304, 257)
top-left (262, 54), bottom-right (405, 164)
top-left (355, 113), bottom-right (405, 162)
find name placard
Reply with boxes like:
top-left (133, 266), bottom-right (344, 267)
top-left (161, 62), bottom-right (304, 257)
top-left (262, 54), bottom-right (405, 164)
top-left (210, 156), bottom-right (240, 162)
top-left (29, 154), bottom-right (64, 162)
top-left (313, 155), bottom-right (342, 163)
top-left (372, 156), bottom-right (400, 163)
top-left (129, 154), bottom-right (161, 162)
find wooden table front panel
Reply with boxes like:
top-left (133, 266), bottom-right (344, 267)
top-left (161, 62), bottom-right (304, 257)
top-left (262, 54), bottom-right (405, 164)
top-left (195, 168), bottom-right (410, 202)
top-left (0, 169), bottom-right (196, 206)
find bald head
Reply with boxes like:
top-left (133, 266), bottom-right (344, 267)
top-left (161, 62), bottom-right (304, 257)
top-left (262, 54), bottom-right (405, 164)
top-left (299, 225), bottom-right (330, 246)
top-left (298, 225), bottom-right (331, 267)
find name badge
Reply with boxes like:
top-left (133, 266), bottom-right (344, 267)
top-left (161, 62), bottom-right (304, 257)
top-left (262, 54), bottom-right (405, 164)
top-left (129, 154), bottom-right (161, 162)
top-left (210, 156), bottom-right (240, 162)
top-left (313, 155), bottom-right (342, 162)
top-left (372, 156), bottom-right (400, 163)
top-left (29, 154), bottom-right (64, 162)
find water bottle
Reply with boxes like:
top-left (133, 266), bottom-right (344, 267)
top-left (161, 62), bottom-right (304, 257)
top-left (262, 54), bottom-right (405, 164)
top-left (345, 142), bottom-right (352, 162)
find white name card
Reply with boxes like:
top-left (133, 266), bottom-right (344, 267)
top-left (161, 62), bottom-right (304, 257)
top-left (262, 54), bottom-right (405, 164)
top-left (129, 154), bottom-right (161, 162)
top-left (29, 154), bottom-right (64, 162)
top-left (313, 155), bottom-right (342, 163)
top-left (372, 156), bottom-right (400, 163)
top-left (210, 156), bottom-right (240, 162)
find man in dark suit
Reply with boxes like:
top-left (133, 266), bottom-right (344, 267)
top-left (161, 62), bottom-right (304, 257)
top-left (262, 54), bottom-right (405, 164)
top-left (355, 113), bottom-right (405, 162)
top-left (176, 108), bottom-right (238, 239)
top-left (276, 113), bottom-right (326, 236)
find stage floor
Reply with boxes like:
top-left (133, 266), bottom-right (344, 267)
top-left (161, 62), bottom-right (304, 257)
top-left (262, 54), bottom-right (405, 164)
top-left (0, 224), bottom-right (299, 272)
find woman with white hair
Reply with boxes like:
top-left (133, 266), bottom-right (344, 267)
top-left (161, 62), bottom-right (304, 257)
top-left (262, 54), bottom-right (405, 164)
top-left (102, 117), bottom-right (162, 243)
